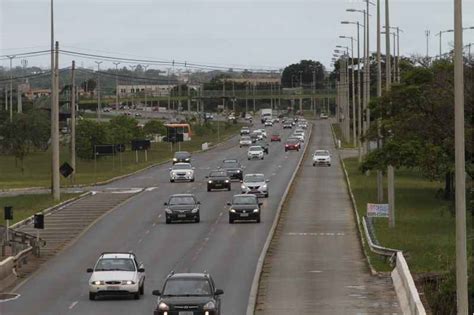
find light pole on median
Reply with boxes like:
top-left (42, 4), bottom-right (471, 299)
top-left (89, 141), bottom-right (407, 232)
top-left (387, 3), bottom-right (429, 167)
top-left (336, 46), bottom-right (351, 143)
top-left (113, 62), bottom-right (120, 111)
top-left (7, 55), bottom-right (15, 122)
top-left (94, 61), bottom-right (103, 120)
top-left (339, 36), bottom-right (357, 148)
top-left (435, 29), bottom-right (454, 59)
top-left (342, 21), bottom-right (364, 162)
top-left (454, 0), bottom-right (468, 312)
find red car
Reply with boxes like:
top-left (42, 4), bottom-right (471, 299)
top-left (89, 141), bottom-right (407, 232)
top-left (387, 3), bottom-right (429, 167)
top-left (285, 139), bottom-right (300, 152)
top-left (270, 134), bottom-right (281, 142)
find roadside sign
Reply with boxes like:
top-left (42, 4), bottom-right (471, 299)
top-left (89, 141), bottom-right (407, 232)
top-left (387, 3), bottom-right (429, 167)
top-left (367, 203), bottom-right (389, 218)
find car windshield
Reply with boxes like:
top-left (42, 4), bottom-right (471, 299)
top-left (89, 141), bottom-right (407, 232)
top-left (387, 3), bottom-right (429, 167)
top-left (95, 258), bottom-right (135, 272)
top-left (315, 150), bottom-right (329, 156)
top-left (272, 134), bottom-right (280, 137)
top-left (222, 162), bottom-right (240, 168)
top-left (244, 175), bottom-right (265, 183)
top-left (172, 164), bottom-right (192, 170)
top-left (249, 146), bottom-right (263, 152)
top-left (163, 278), bottom-right (212, 296)
top-left (233, 195), bottom-right (258, 205)
top-left (175, 152), bottom-right (190, 159)
top-left (287, 140), bottom-right (299, 145)
top-left (210, 171), bottom-right (227, 177)
top-left (169, 196), bottom-right (196, 205)
top-left (241, 136), bottom-right (251, 140)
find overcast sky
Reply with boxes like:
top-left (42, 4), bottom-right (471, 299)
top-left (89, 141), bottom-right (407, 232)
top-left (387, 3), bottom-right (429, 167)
top-left (1, 0), bottom-right (473, 72)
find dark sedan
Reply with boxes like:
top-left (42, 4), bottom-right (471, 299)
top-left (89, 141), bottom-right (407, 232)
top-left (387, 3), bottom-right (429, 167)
top-left (164, 194), bottom-right (200, 224)
top-left (219, 159), bottom-right (244, 181)
top-left (206, 170), bottom-right (231, 191)
top-left (227, 194), bottom-right (262, 223)
top-left (172, 151), bottom-right (191, 164)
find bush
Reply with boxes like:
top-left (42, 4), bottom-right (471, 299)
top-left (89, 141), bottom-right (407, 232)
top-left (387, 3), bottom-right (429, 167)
top-left (76, 119), bottom-right (110, 159)
top-left (107, 115), bottom-right (144, 144)
top-left (143, 119), bottom-right (166, 137)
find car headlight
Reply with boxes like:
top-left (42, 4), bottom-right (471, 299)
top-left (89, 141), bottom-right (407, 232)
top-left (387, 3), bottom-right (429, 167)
top-left (158, 302), bottom-right (170, 311)
top-left (165, 208), bottom-right (172, 214)
top-left (230, 209), bottom-right (236, 213)
top-left (173, 158), bottom-right (177, 161)
top-left (253, 208), bottom-right (259, 213)
top-left (92, 280), bottom-right (104, 285)
top-left (122, 280), bottom-right (135, 285)
top-left (236, 170), bottom-right (241, 173)
top-left (208, 180), bottom-right (213, 184)
top-left (185, 158), bottom-right (190, 161)
top-left (225, 180), bottom-right (230, 183)
top-left (262, 184), bottom-right (267, 189)
top-left (191, 207), bottom-right (199, 213)
top-left (203, 301), bottom-right (216, 310)
top-left (241, 184), bottom-right (246, 189)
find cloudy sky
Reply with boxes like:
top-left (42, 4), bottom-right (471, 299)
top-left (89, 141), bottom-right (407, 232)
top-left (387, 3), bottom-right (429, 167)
top-left (1, 0), bottom-right (473, 72)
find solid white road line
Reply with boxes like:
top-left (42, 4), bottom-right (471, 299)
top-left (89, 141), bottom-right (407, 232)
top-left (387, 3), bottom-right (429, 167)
top-left (68, 301), bottom-right (78, 310)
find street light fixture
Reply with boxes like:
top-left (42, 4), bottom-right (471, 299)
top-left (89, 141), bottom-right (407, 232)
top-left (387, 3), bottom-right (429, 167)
top-left (435, 29), bottom-right (454, 58)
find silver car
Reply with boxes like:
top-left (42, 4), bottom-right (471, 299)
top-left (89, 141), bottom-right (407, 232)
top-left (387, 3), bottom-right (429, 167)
top-left (169, 163), bottom-right (195, 182)
top-left (312, 150), bottom-right (331, 166)
top-left (240, 136), bottom-right (252, 147)
top-left (247, 146), bottom-right (265, 160)
top-left (241, 173), bottom-right (269, 197)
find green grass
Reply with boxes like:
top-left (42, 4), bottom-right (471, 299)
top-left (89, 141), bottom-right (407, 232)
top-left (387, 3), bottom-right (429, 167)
top-left (344, 157), bottom-right (473, 273)
top-left (0, 122), bottom-right (243, 189)
top-left (0, 193), bottom-right (80, 225)
top-left (331, 123), bottom-right (356, 149)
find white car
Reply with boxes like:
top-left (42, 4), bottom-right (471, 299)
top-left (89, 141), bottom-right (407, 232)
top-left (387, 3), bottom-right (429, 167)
top-left (257, 129), bottom-right (267, 138)
top-left (264, 120), bottom-right (273, 127)
top-left (247, 146), bottom-right (265, 160)
top-left (241, 173), bottom-right (269, 197)
top-left (252, 130), bottom-right (264, 141)
top-left (169, 163), bottom-right (195, 182)
top-left (87, 252), bottom-right (145, 300)
top-left (292, 132), bottom-right (305, 143)
top-left (240, 136), bottom-right (252, 147)
top-left (228, 114), bottom-right (236, 121)
top-left (320, 113), bottom-right (329, 119)
top-left (312, 150), bottom-right (331, 166)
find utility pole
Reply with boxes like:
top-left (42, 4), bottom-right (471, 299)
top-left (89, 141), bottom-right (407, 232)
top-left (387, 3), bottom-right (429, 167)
top-left (95, 61), bottom-right (103, 120)
top-left (143, 64), bottom-right (149, 110)
top-left (425, 30), bottom-right (430, 58)
top-left (454, 0), bottom-right (468, 312)
top-left (365, 1), bottom-right (372, 155)
top-left (113, 62), bottom-right (120, 111)
top-left (70, 61), bottom-right (76, 183)
top-left (245, 83), bottom-right (249, 114)
top-left (51, 41), bottom-right (60, 201)
top-left (50, 0), bottom-right (60, 201)
top-left (312, 70), bottom-right (316, 117)
top-left (385, 0), bottom-right (395, 228)
top-left (299, 71), bottom-right (303, 113)
top-left (7, 55), bottom-right (15, 122)
top-left (377, 0), bottom-right (384, 203)
top-left (253, 82), bottom-right (256, 113)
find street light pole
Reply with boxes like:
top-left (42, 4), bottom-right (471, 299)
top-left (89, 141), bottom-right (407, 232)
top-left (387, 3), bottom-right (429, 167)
top-left (7, 55), bottom-right (15, 122)
top-left (95, 61), bottom-right (103, 120)
top-left (436, 29), bottom-right (454, 58)
top-left (50, 0), bottom-right (60, 201)
top-left (70, 61), bottom-right (76, 183)
top-left (454, 0), bottom-right (468, 312)
top-left (339, 38), bottom-right (357, 147)
top-left (113, 62), bottom-right (120, 111)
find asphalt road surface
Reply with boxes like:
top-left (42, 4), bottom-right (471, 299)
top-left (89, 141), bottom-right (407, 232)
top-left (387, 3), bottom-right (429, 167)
top-left (1, 122), bottom-right (304, 315)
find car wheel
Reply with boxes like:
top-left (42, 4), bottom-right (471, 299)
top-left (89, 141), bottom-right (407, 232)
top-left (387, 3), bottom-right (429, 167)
top-left (248, 158), bottom-right (250, 160)
top-left (285, 149), bottom-right (287, 152)
top-left (195, 215), bottom-right (200, 223)
top-left (166, 217), bottom-right (171, 224)
top-left (190, 178), bottom-right (195, 182)
top-left (207, 187), bottom-right (211, 192)
top-left (265, 193), bottom-right (269, 198)
top-left (89, 292), bottom-right (96, 301)
top-left (134, 291), bottom-right (140, 300)
top-left (228, 186), bottom-right (231, 191)
top-left (256, 215), bottom-right (261, 223)
top-left (140, 282), bottom-right (144, 295)
top-left (328, 164), bottom-right (331, 167)
top-left (170, 179), bottom-right (174, 183)
top-left (229, 216), bottom-right (234, 224)
top-left (313, 163), bottom-right (316, 167)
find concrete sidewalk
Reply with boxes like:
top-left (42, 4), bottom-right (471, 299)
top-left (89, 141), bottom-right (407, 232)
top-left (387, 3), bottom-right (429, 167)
top-left (255, 120), bottom-right (400, 315)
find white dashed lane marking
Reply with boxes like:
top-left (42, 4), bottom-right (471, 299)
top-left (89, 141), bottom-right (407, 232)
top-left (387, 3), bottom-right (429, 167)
top-left (68, 301), bottom-right (78, 310)
top-left (286, 232), bottom-right (345, 236)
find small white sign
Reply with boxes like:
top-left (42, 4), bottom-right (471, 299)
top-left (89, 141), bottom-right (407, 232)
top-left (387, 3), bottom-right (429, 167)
top-left (367, 203), bottom-right (389, 218)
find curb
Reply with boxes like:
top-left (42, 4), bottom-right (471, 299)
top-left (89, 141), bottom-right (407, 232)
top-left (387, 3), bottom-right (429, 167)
top-left (246, 124), bottom-right (313, 315)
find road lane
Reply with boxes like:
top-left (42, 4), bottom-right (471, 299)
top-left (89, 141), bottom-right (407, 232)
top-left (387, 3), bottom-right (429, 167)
top-left (1, 122), bottom-right (305, 315)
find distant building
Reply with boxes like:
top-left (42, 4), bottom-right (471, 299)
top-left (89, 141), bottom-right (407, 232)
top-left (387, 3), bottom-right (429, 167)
top-left (225, 78), bottom-right (281, 85)
top-left (25, 88), bottom-right (51, 100)
top-left (117, 84), bottom-right (201, 97)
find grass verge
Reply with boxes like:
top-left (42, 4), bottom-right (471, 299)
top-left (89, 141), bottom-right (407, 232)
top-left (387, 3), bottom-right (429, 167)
top-left (344, 157), bottom-right (472, 274)
top-left (0, 193), bottom-right (80, 225)
top-left (0, 121), bottom-right (243, 189)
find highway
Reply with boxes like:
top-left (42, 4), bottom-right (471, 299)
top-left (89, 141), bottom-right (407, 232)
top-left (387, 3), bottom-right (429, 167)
top-left (1, 122), bottom-right (305, 315)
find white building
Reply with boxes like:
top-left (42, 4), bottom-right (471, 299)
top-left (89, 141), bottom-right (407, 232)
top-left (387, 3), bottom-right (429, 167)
top-left (118, 84), bottom-right (175, 97)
